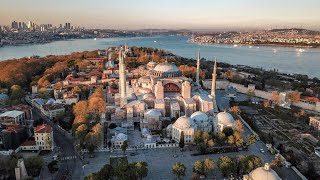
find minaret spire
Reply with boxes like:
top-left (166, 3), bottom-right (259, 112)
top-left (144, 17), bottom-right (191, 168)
top-left (211, 58), bottom-right (217, 96)
top-left (196, 49), bottom-right (201, 85)
top-left (119, 50), bottom-right (127, 107)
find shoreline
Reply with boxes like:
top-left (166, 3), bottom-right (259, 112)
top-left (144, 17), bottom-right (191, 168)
top-left (189, 39), bottom-right (319, 49)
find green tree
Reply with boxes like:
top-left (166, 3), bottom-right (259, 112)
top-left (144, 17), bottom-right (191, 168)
top-left (193, 160), bottom-right (204, 176)
top-left (135, 161), bottom-right (148, 180)
top-left (194, 130), bottom-right (202, 144)
top-left (38, 88), bottom-right (51, 99)
top-left (218, 156), bottom-right (235, 177)
top-left (223, 127), bottom-right (234, 137)
top-left (9, 85), bottom-right (25, 104)
top-left (179, 131), bottom-right (185, 150)
top-left (246, 134), bottom-right (257, 145)
top-left (172, 162), bottom-right (186, 180)
top-left (121, 140), bottom-right (128, 154)
top-left (25, 155), bottom-right (44, 177)
top-left (204, 158), bottom-right (214, 177)
top-left (243, 155), bottom-right (263, 174)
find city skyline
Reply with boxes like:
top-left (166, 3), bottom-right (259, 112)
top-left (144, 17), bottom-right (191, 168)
top-left (1, 0), bottom-right (320, 31)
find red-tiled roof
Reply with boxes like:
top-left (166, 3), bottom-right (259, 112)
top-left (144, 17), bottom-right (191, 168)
top-left (34, 124), bottom-right (53, 133)
top-left (20, 140), bottom-right (36, 146)
top-left (301, 96), bottom-right (320, 102)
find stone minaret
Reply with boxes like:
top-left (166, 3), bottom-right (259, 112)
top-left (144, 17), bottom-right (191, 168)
top-left (119, 50), bottom-right (127, 107)
top-left (196, 49), bottom-right (201, 85)
top-left (211, 58), bottom-right (217, 96)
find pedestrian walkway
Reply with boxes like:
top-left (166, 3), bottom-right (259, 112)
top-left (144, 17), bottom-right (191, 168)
top-left (60, 156), bottom-right (77, 161)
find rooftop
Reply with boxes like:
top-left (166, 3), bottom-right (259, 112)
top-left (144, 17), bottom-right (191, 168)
top-left (0, 110), bottom-right (24, 118)
top-left (34, 124), bottom-right (53, 133)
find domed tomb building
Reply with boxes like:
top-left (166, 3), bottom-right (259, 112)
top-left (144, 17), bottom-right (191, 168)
top-left (243, 163), bottom-right (282, 180)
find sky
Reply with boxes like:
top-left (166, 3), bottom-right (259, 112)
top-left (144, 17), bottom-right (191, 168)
top-left (1, 0), bottom-right (320, 31)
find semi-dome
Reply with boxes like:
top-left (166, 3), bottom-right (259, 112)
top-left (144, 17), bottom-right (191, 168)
top-left (173, 116), bottom-right (192, 129)
top-left (248, 163), bottom-right (281, 180)
top-left (152, 61), bottom-right (182, 78)
top-left (191, 111), bottom-right (209, 122)
top-left (216, 111), bottom-right (235, 127)
top-left (145, 109), bottom-right (162, 117)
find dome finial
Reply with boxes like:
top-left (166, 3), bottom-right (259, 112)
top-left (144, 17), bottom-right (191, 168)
top-left (264, 163), bottom-right (270, 171)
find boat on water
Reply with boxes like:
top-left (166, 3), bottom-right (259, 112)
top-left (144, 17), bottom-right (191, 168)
top-left (94, 38), bottom-right (97, 41)
top-left (296, 48), bottom-right (305, 52)
top-left (233, 44), bottom-right (238, 47)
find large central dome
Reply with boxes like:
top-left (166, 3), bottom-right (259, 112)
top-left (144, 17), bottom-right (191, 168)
top-left (152, 61), bottom-right (182, 77)
top-left (154, 62), bottom-right (179, 73)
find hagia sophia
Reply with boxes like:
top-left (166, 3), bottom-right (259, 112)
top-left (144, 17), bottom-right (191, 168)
top-left (109, 47), bottom-right (236, 145)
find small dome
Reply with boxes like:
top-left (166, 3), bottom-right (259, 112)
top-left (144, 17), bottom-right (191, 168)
top-left (191, 111), bottom-right (209, 122)
top-left (145, 109), bottom-right (162, 117)
top-left (143, 93), bottom-right (155, 100)
top-left (147, 61), bottom-right (157, 66)
top-left (139, 76), bottom-right (151, 82)
top-left (173, 116), bottom-right (192, 129)
top-left (115, 133), bottom-right (127, 141)
top-left (216, 111), bottom-right (235, 127)
top-left (249, 164), bottom-right (282, 180)
top-left (153, 62), bottom-right (180, 73)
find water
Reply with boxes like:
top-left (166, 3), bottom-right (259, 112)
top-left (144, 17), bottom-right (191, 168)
top-left (1, 36), bottom-right (320, 78)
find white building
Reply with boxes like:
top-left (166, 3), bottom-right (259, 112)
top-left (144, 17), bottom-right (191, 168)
top-left (140, 109), bottom-right (162, 130)
top-left (111, 133), bottom-right (128, 149)
top-left (0, 110), bottom-right (25, 125)
top-left (171, 116), bottom-right (195, 144)
top-left (190, 111), bottom-right (212, 132)
top-left (215, 111), bottom-right (235, 133)
top-left (243, 163), bottom-right (282, 180)
top-left (34, 124), bottom-right (54, 151)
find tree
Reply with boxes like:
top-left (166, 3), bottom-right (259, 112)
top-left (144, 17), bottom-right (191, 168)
top-left (218, 156), bottom-right (235, 177)
top-left (135, 161), bottom-right (148, 180)
top-left (236, 155), bottom-right (246, 175)
top-left (38, 88), bottom-right (51, 99)
top-left (193, 160), bottom-right (204, 176)
top-left (263, 100), bottom-right (270, 108)
top-left (121, 140), bottom-right (128, 154)
top-left (235, 119), bottom-right (244, 135)
top-left (73, 100), bottom-right (88, 117)
top-left (228, 135), bottom-right (235, 145)
top-left (271, 91), bottom-right (280, 105)
top-left (9, 85), bottom-right (25, 104)
top-left (172, 162), bottom-right (186, 180)
top-left (229, 106), bottom-right (241, 115)
top-left (246, 134), bottom-right (257, 145)
top-left (203, 158), bottom-right (214, 177)
top-left (72, 86), bottom-right (82, 94)
top-left (233, 132), bottom-right (244, 146)
top-left (287, 91), bottom-right (300, 103)
top-left (243, 155), bottom-right (263, 174)
top-left (223, 127), bottom-right (234, 137)
top-left (194, 130), bottom-right (202, 144)
top-left (217, 132), bottom-right (226, 144)
top-left (88, 97), bottom-right (107, 121)
top-left (25, 155), bottom-right (44, 177)
top-left (179, 131), bottom-right (185, 150)
top-left (207, 139), bottom-right (215, 147)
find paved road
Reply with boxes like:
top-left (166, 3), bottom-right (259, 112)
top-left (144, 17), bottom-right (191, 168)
top-left (33, 109), bottom-right (80, 180)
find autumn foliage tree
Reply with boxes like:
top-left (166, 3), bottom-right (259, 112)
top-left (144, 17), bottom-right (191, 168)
top-left (287, 91), bottom-right (300, 103)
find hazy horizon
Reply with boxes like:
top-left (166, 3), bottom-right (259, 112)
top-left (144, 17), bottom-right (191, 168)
top-left (1, 0), bottom-right (320, 31)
